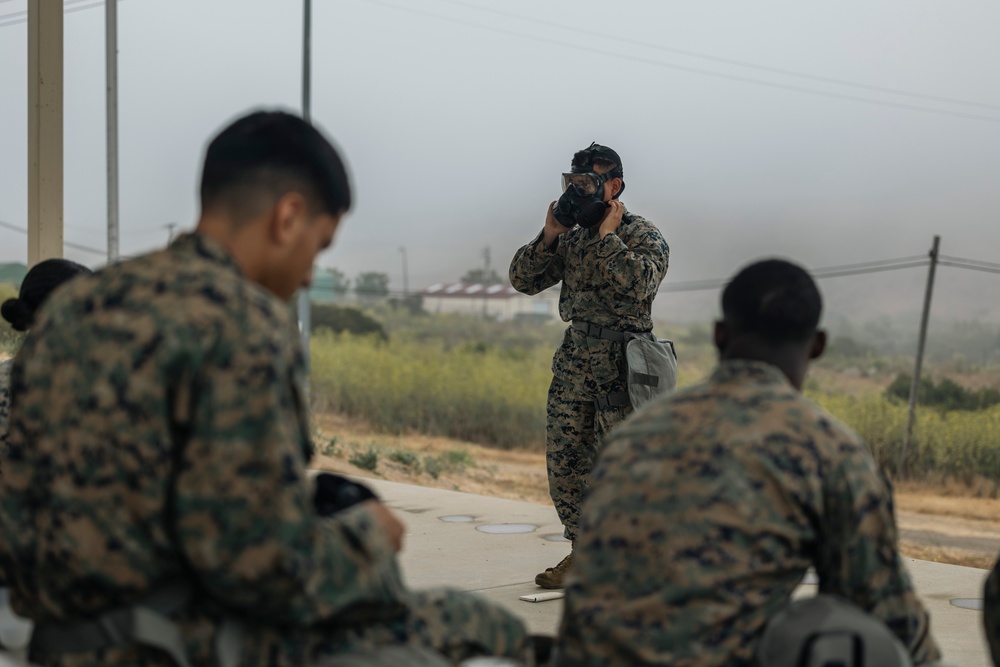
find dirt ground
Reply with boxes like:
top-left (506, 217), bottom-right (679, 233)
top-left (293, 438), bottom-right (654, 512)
top-left (313, 413), bottom-right (1000, 570)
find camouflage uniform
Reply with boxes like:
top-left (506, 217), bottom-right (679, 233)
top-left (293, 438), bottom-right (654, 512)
top-left (509, 210), bottom-right (669, 541)
top-left (0, 358), bottom-right (11, 440)
top-left (985, 559), bottom-right (1000, 666)
top-left (0, 357), bottom-right (9, 588)
top-left (556, 360), bottom-right (941, 667)
top-left (0, 233), bottom-right (527, 667)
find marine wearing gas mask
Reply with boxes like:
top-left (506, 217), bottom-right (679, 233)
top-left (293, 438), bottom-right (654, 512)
top-left (509, 142), bottom-right (670, 590)
top-left (552, 143), bottom-right (626, 229)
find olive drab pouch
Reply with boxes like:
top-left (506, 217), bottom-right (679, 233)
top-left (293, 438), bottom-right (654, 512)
top-left (623, 333), bottom-right (677, 409)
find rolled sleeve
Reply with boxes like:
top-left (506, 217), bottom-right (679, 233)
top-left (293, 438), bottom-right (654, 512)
top-left (509, 230), bottom-right (566, 295)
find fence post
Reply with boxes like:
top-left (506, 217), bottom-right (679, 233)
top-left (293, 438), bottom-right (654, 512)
top-left (900, 235), bottom-right (940, 478)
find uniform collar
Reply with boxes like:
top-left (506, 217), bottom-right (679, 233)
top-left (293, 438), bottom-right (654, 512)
top-left (170, 232), bottom-right (244, 276)
top-left (710, 359), bottom-right (793, 388)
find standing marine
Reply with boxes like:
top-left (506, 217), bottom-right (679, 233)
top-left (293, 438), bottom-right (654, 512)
top-left (509, 143), bottom-right (670, 588)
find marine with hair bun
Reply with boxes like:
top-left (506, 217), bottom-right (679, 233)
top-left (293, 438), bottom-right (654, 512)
top-left (0, 258), bottom-right (92, 438)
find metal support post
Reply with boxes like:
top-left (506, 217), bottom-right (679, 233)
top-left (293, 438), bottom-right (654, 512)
top-left (297, 0), bottom-right (313, 377)
top-left (900, 235), bottom-right (940, 477)
top-left (399, 246), bottom-right (409, 296)
top-left (106, 0), bottom-right (120, 264)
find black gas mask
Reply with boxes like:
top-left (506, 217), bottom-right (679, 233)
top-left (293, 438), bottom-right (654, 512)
top-left (552, 142), bottom-right (625, 229)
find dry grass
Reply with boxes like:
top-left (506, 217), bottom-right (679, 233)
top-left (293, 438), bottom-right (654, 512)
top-left (311, 412), bottom-right (549, 505)
top-left (313, 411), bottom-right (1000, 570)
top-left (895, 481), bottom-right (1000, 521)
top-left (898, 541), bottom-right (996, 570)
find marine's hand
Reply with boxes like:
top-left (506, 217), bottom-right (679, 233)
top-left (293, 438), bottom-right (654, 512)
top-left (598, 200), bottom-right (625, 240)
top-left (363, 500), bottom-right (405, 553)
top-left (543, 201), bottom-right (573, 249)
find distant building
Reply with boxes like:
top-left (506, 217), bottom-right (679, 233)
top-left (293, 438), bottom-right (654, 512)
top-left (0, 262), bottom-right (28, 288)
top-left (309, 270), bottom-right (348, 304)
top-left (421, 282), bottom-right (558, 321)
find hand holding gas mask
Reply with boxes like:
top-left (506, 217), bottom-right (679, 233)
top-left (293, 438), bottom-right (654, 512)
top-left (548, 142), bottom-right (626, 241)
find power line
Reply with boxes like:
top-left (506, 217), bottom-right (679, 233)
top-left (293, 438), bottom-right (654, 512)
top-left (432, 0), bottom-right (1000, 113)
top-left (353, 0), bottom-right (1000, 125)
top-left (0, 0), bottom-right (98, 21)
top-left (0, 0), bottom-right (114, 29)
top-left (660, 255), bottom-right (930, 293)
top-left (0, 219), bottom-right (134, 259)
top-left (939, 254), bottom-right (1000, 271)
top-left (939, 259), bottom-right (1000, 276)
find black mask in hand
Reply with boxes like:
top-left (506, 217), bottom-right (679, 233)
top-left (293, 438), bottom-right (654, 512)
top-left (314, 473), bottom-right (378, 516)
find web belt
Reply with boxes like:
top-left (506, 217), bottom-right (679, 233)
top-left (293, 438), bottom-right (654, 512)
top-left (29, 582), bottom-right (243, 667)
top-left (570, 320), bottom-right (627, 342)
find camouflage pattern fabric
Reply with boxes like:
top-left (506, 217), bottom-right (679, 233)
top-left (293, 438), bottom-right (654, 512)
top-left (555, 360), bottom-right (941, 667)
top-left (0, 233), bottom-right (527, 667)
top-left (985, 559), bottom-right (1000, 666)
top-left (546, 376), bottom-right (630, 541)
top-left (510, 210), bottom-right (669, 539)
top-left (0, 357), bottom-right (8, 586)
top-left (0, 358), bottom-right (11, 441)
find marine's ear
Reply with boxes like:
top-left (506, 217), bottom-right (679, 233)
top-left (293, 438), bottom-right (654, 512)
top-left (809, 330), bottom-right (827, 360)
top-left (268, 191), bottom-right (309, 247)
top-left (713, 320), bottom-right (728, 355)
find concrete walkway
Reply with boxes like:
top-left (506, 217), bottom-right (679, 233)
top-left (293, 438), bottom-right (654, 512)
top-left (365, 477), bottom-right (993, 667)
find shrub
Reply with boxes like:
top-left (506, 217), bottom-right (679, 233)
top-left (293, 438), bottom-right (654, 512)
top-left (310, 304), bottom-right (387, 341)
top-left (440, 449), bottom-right (475, 472)
top-left (424, 455), bottom-right (444, 479)
top-left (348, 446), bottom-right (379, 472)
top-left (884, 373), bottom-right (1000, 412)
top-left (387, 449), bottom-right (422, 471)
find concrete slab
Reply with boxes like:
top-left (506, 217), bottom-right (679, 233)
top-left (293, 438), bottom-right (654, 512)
top-left (362, 477), bottom-right (993, 666)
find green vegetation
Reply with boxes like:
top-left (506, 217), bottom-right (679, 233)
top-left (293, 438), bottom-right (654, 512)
top-left (387, 448), bottom-right (422, 471)
top-left (348, 445), bottom-right (380, 472)
top-left (310, 328), bottom-right (550, 449)
top-left (308, 310), bottom-right (1000, 485)
top-left (421, 450), bottom-right (476, 479)
top-left (884, 373), bottom-right (1000, 412)
top-left (816, 393), bottom-right (1000, 482)
top-left (0, 283), bottom-right (22, 355)
top-left (310, 304), bottom-right (388, 340)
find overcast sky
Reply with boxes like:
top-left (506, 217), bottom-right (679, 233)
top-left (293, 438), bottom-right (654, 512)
top-left (2, 0), bottom-right (1000, 324)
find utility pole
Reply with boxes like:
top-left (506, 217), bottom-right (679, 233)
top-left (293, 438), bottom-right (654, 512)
top-left (482, 246), bottom-right (490, 317)
top-left (27, 0), bottom-right (64, 265)
top-left (399, 246), bottom-right (409, 296)
top-left (106, 0), bottom-right (119, 265)
top-left (165, 222), bottom-right (178, 244)
top-left (298, 0), bottom-right (313, 377)
top-left (900, 235), bottom-right (940, 478)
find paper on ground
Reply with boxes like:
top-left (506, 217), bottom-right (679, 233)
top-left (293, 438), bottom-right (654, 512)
top-left (519, 591), bottom-right (565, 603)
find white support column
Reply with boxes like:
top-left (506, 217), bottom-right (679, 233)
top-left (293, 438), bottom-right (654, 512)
top-left (27, 0), bottom-right (64, 265)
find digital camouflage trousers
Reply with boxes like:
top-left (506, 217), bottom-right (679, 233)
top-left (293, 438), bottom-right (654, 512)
top-left (546, 376), bottom-right (632, 542)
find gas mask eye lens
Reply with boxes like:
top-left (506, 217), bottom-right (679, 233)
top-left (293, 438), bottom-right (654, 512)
top-left (561, 172), bottom-right (601, 195)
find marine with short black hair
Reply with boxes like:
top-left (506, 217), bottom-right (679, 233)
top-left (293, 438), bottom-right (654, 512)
top-left (509, 143), bottom-right (669, 589)
top-left (553, 259), bottom-right (941, 666)
top-left (0, 110), bottom-right (527, 667)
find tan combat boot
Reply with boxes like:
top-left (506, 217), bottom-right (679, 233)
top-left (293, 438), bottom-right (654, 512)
top-left (534, 551), bottom-right (573, 589)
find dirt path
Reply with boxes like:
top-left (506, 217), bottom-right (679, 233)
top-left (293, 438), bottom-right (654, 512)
top-left (313, 413), bottom-right (1000, 570)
